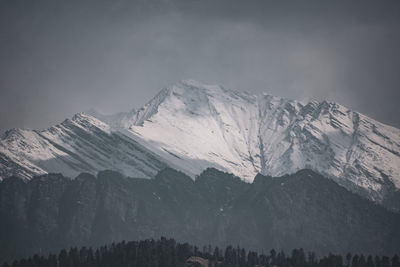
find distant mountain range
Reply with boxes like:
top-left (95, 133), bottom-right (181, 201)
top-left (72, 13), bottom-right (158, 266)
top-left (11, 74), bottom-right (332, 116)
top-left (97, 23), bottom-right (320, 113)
top-left (1, 168), bottom-right (399, 264)
top-left (1, 80), bottom-right (399, 206)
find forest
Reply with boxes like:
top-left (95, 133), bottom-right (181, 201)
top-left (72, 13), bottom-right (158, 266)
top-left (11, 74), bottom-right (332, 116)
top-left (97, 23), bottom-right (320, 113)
top-left (2, 237), bottom-right (399, 267)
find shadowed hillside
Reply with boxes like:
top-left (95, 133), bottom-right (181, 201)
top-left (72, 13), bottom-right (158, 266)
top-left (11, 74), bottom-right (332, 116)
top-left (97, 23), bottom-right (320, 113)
top-left (1, 168), bottom-right (399, 264)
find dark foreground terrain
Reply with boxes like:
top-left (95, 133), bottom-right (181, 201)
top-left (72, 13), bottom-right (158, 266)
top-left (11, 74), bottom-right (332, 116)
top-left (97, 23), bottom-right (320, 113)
top-left (3, 237), bottom-right (400, 267)
top-left (1, 168), bottom-right (399, 264)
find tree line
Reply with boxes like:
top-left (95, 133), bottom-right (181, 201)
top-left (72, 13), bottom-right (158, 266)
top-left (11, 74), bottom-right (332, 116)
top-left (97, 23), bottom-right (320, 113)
top-left (2, 237), bottom-right (400, 267)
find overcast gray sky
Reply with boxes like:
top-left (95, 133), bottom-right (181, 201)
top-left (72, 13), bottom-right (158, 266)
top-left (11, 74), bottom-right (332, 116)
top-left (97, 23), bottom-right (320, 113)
top-left (1, 0), bottom-right (400, 133)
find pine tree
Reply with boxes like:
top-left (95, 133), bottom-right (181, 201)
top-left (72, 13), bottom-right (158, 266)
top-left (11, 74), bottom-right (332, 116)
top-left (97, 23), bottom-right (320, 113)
top-left (392, 255), bottom-right (400, 267)
top-left (366, 255), bottom-right (375, 267)
top-left (346, 253), bottom-right (352, 267)
top-left (352, 255), bottom-right (360, 267)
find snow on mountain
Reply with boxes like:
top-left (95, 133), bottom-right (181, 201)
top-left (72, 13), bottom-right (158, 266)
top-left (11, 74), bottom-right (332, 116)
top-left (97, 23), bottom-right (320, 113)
top-left (0, 113), bottom-right (166, 180)
top-left (116, 80), bottom-right (262, 181)
top-left (1, 80), bottom-right (399, 201)
top-left (108, 80), bottom-right (399, 200)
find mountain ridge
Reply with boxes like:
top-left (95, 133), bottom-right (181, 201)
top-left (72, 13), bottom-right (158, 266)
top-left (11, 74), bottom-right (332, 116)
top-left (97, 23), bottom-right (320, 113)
top-left (1, 80), bottom-right (399, 204)
top-left (1, 167), bottom-right (399, 264)
top-left (118, 80), bottom-right (400, 201)
top-left (0, 113), bottom-right (166, 180)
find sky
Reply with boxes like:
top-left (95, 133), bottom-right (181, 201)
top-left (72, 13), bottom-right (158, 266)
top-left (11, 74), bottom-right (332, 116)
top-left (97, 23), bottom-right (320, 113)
top-left (0, 0), bottom-right (400, 133)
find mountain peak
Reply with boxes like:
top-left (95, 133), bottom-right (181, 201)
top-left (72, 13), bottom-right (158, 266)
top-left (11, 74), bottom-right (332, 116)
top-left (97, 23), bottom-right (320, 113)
top-left (1, 80), bottom-right (399, 204)
top-left (178, 79), bottom-right (212, 88)
top-left (123, 81), bottom-right (400, 201)
top-left (1, 128), bottom-right (25, 140)
top-left (176, 79), bottom-right (222, 90)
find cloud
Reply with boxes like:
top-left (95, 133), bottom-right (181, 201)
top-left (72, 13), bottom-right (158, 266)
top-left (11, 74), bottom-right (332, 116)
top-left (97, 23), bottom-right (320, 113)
top-left (0, 0), bottom-right (399, 132)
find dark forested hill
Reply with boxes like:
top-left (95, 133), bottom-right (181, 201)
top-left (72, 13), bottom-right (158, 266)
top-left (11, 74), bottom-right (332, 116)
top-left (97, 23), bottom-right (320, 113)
top-left (0, 168), bottom-right (399, 264)
top-left (3, 237), bottom-right (400, 267)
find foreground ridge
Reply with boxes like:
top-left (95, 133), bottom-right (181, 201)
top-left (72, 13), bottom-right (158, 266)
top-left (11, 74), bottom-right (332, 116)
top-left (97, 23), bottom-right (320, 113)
top-left (1, 168), bottom-right (399, 263)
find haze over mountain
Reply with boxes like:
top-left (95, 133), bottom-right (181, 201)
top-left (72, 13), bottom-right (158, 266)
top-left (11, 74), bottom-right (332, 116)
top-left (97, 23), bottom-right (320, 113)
top-left (1, 81), bottom-right (399, 204)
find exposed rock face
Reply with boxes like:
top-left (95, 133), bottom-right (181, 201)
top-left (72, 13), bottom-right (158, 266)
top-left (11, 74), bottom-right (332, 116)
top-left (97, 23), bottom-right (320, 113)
top-left (1, 168), bottom-right (399, 264)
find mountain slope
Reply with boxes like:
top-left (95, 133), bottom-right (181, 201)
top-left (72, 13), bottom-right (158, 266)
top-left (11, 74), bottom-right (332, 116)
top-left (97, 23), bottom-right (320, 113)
top-left (107, 80), bottom-right (399, 201)
top-left (0, 168), bottom-right (399, 263)
top-left (1, 80), bottom-right (399, 202)
top-left (0, 113), bottom-right (166, 180)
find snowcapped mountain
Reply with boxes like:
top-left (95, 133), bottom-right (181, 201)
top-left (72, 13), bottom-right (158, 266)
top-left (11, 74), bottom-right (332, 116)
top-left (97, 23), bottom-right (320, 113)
top-left (0, 113), bottom-right (166, 180)
top-left (102, 80), bottom-right (400, 201)
top-left (1, 80), bottom-right (399, 202)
